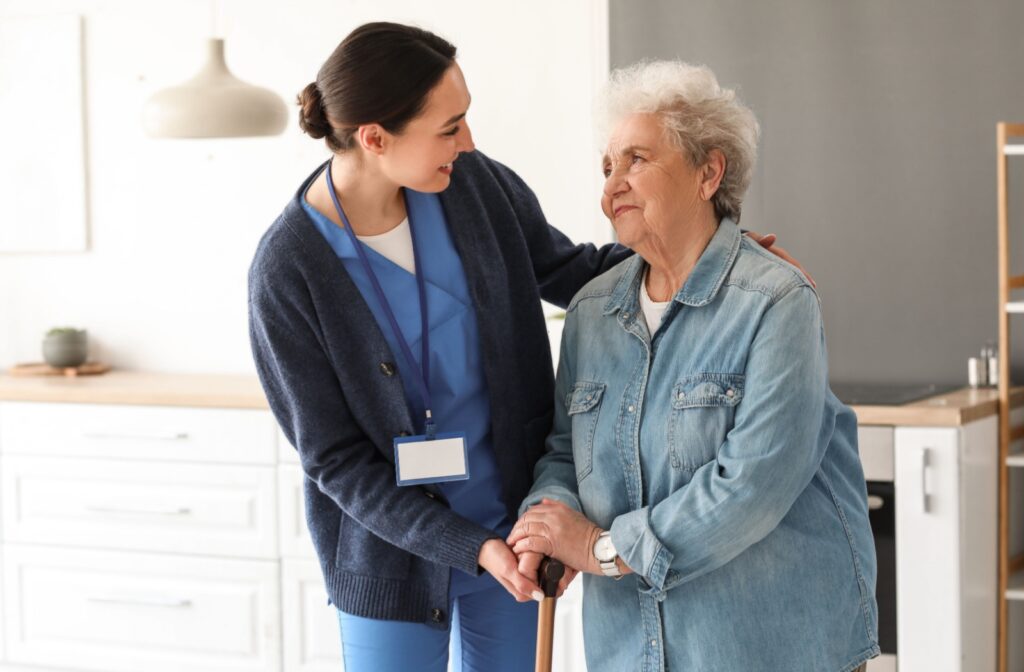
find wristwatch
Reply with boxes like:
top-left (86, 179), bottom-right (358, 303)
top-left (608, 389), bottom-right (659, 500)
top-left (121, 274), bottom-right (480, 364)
top-left (593, 531), bottom-right (623, 578)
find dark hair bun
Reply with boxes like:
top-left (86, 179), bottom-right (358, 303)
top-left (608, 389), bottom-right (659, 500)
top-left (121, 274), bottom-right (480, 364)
top-left (297, 82), bottom-right (332, 139)
top-left (304, 23), bottom-right (457, 153)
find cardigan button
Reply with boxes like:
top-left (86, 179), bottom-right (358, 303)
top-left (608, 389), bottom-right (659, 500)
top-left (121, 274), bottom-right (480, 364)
top-left (431, 608), bottom-right (445, 623)
top-left (379, 362), bottom-right (396, 376)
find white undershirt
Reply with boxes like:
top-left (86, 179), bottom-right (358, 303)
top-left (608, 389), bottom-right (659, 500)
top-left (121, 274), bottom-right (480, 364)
top-left (356, 218), bottom-right (416, 274)
top-left (639, 269), bottom-right (671, 335)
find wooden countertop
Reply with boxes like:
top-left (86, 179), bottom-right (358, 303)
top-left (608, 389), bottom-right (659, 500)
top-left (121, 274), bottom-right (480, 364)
top-left (0, 371), bottom-right (1019, 426)
top-left (850, 386), bottom-right (1024, 427)
top-left (0, 371), bottom-right (268, 409)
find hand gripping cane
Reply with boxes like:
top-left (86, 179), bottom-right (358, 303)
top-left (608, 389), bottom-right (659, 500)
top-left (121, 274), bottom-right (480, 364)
top-left (535, 557), bottom-right (565, 672)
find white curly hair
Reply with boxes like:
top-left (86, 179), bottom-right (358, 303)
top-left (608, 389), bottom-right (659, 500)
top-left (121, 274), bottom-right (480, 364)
top-left (600, 60), bottom-right (760, 222)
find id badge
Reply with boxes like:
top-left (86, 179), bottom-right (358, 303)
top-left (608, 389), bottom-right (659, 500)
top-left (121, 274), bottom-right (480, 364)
top-left (394, 432), bottom-right (470, 486)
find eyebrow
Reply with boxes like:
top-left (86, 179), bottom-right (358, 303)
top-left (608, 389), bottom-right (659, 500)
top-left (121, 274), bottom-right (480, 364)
top-left (442, 111), bottom-right (467, 127)
top-left (442, 97), bottom-right (472, 128)
top-left (602, 145), bottom-right (653, 164)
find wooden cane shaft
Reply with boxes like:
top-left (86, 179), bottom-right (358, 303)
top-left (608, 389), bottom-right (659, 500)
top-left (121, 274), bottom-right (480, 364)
top-left (535, 598), bottom-right (557, 672)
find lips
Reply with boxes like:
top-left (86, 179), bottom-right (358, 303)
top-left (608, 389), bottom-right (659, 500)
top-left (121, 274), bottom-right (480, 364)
top-left (614, 204), bottom-right (638, 217)
top-left (439, 156), bottom-right (458, 175)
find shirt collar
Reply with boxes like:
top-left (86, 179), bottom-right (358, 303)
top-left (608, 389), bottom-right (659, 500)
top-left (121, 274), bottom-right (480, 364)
top-left (604, 217), bottom-right (742, 315)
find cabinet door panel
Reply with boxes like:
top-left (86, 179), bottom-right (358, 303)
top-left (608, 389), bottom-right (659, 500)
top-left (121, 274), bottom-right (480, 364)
top-left (894, 427), bottom-right (961, 670)
top-left (281, 559), bottom-right (342, 672)
top-left (279, 465), bottom-right (315, 559)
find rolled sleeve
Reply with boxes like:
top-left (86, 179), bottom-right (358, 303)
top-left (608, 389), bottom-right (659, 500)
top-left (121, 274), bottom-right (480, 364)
top-left (610, 506), bottom-right (674, 591)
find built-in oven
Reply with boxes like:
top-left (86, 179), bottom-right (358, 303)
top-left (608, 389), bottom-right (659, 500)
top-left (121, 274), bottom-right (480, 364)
top-left (860, 426), bottom-right (897, 672)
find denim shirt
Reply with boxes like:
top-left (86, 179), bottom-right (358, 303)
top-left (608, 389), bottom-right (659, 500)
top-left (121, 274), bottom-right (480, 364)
top-left (524, 219), bottom-right (879, 672)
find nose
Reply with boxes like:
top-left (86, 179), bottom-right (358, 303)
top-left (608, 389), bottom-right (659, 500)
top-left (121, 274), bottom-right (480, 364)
top-left (456, 121), bottom-right (475, 153)
top-left (603, 167), bottom-right (628, 199)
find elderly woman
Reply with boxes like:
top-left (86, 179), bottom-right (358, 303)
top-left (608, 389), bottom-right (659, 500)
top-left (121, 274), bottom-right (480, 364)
top-left (507, 61), bottom-right (879, 672)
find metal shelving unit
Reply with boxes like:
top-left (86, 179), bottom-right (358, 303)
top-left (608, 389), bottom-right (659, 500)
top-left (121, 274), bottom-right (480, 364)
top-left (996, 122), bottom-right (1024, 672)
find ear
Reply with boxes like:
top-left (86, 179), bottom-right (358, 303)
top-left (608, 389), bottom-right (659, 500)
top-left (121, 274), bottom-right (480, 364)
top-left (355, 124), bottom-right (388, 156)
top-left (699, 149), bottom-right (727, 201)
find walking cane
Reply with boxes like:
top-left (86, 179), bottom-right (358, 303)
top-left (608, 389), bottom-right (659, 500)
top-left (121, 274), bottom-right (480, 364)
top-left (535, 557), bottom-right (565, 672)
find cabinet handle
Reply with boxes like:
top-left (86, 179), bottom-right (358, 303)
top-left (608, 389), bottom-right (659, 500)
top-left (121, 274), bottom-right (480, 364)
top-left (919, 447), bottom-right (931, 513)
top-left (867, 495), bottom-right (885, 511)
top-left (86, 505), bottom-right (191, 516)
top-left (83, 431), bottom-right (190, 441)
top-left (87, 595), bottom-right (192, 608)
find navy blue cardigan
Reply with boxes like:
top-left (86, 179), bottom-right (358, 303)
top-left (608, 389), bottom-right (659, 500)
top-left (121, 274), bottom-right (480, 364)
top-left (248, 151), bottom-right (629, 628)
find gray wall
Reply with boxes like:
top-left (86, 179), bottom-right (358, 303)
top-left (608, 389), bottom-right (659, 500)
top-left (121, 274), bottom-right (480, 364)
top-left (610, 0), bottom-right (1024, 386)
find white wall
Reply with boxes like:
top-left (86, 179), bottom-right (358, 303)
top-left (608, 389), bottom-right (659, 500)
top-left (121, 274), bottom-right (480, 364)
top-left (0, 0), bottom-right (612, 373)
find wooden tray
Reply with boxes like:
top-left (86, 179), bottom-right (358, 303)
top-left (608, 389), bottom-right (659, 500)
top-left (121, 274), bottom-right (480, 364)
top-left (8, 362), bottom-right (111, 378)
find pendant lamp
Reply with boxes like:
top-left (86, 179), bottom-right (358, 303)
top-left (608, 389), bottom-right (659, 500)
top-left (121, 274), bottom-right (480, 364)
top-left (143, 37), bottom-right (287, 138)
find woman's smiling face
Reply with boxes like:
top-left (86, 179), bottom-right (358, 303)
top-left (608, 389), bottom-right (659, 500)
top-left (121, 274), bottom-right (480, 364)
top-left (378, 62), bottom-right (476, 193)
top-left (600, 113), bottom-right (707, 253)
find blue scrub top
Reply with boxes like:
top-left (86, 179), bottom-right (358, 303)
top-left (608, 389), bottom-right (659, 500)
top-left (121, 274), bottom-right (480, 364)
top-left (303, 185), bottom-right (510, 596)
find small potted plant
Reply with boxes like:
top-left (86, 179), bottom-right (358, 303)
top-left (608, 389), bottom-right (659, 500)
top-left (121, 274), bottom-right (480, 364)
top-left (42, 327), bottom-right (88, 369)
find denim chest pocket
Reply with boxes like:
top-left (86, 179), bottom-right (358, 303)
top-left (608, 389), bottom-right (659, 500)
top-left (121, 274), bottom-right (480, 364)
top-left (566, 381), bottom-right (606, 482)
top-left (666, 373), bottom-right (744, 471)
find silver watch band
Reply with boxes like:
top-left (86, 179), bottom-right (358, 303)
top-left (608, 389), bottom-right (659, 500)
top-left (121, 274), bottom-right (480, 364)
top-left (595, 531), bottom-right (623, 578)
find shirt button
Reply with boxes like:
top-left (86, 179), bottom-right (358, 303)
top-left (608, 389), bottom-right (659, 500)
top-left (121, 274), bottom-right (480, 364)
top-left (430, 608), bottom-right (445, 623)
top-left (676, 390), bottom-right (685, 400)
top-left (379, 362), bottom-right (396, 376)
top-left (725, 388), bottom-right (735, 398)
top-left (622, 312), bottom-right (630, 320)
top-left (651, 639), bottom-right (658, 647)
top-left (627, 405), bottom-right (635, 413)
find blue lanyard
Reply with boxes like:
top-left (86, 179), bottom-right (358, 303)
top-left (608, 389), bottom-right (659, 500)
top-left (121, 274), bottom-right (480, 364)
top-left (325, 160), bottom-right (436, 439)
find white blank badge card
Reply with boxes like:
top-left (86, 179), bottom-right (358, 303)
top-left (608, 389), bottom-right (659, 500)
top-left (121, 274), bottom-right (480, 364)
top-left (395, 433), bottom-right (469, 486)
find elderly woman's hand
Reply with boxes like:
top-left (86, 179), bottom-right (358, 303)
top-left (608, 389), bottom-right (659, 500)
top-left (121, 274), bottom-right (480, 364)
top-left (507, 498), bottom-right (603, 575)
top-left (744, 231), bottom-right (817, 288)
top-left (517, 550), bottom-right (581, 597)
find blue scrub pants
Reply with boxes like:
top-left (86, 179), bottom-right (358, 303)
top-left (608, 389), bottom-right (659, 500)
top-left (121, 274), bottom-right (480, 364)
top-left (336, 583), bottom-right (538, 671)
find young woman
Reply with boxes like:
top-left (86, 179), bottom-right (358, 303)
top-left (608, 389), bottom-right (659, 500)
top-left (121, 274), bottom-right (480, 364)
top-left (248, 22), bottom-right (802, 672)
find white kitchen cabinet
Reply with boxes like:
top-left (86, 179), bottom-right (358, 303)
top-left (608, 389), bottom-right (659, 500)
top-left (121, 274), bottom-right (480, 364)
top-left (278, 465), bottom-right (341, 672)
top-left (0, 397), bottom-right (287, 672)
top-left (281, 559), bottom-right (343, 672)
top-left (278, 464), bottom-right (314, 560)
top-left (894, 417), bottom-right (998, 671)
top-left (0, 380), bottom-right (343, 672)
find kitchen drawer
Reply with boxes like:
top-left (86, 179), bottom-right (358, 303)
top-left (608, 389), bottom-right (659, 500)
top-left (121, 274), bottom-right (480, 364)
top-left (281, 558), bottom-right (342, 672)
top-left (0, 402), bottom-right (276, 464)
top-left (279, 465), bottom-right (315, 559)
top-left (2, 544), bottom-right (281, 672)
top-left (1, 456), bottom-right (278, 558)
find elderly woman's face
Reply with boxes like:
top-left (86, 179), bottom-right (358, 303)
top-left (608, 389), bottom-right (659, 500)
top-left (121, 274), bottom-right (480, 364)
top-left (601, 113), bottom-right (707, 252)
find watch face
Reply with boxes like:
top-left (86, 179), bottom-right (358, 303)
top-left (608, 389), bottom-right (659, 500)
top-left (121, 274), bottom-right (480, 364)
top-left (594, 535), bottom-right (616, 562)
